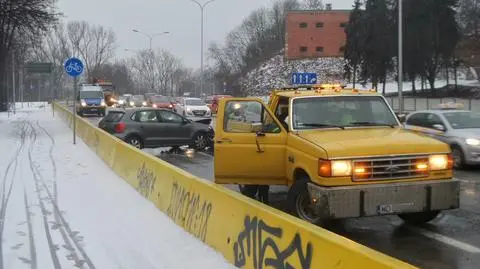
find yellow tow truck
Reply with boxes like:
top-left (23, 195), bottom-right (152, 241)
top-left (214, 84), bottom-right (459, 225)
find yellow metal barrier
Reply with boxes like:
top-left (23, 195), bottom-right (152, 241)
top-left (52, 102), bottom-right (416, 269)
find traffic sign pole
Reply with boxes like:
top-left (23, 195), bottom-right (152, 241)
top-left (73, 76), bottom-right (77, 145)
top-left (64, 57), bottom-right (84, 145)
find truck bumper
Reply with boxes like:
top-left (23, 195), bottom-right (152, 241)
top-left (307, 179), bottom-right (460, 219)
top-left (79, 106), bottom-right (105, 114)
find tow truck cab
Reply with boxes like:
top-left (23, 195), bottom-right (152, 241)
top-left (214, 85), bottom-right (459, 225)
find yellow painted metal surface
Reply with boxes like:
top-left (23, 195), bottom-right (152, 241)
top-left (52, 102), bottom-right (417, 269)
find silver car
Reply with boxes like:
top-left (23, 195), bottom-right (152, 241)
top-left (404, 109), bottom-right (480, 168)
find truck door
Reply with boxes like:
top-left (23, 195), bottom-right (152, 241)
top-left (214, 98), bottom-right (288, 185)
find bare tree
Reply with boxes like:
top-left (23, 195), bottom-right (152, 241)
top-left (0, 0), bottom-right (58, 110)
top-left (67, 21), bottom-right (116, 81)
top-left (302, 0), bottom-right (324, 9)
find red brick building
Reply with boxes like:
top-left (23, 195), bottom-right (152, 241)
top-left (285, 10), bottom-right (350, 60)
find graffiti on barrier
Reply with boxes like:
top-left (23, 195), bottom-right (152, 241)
top-left (166, 181), bottom-right (212, 242)
top-left (233, 216), bottom-right (313, 269)
top-left (93, 132), bottom-right (99, 152)
top-left (136, 163), bottom-right (157, 197)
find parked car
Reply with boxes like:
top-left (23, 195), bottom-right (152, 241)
top-left (205, 95), bottom-right (232, 114)
top-left (98, 108), bottom-right (214, 150)
top-left (174, 97), bottom-right (211, 119)
top-left (150, 95), bottom-right (174, 110)
top-left (404, 104), bottom-right (480, 169)
top-left (130, 95), bottom-right (147, 107)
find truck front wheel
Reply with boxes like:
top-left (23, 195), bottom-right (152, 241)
top-left (398, 211), bottom-right (440, 225)
top-left (287, 176), bottom-right (323, 225)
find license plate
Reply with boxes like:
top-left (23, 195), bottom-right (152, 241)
top-left (377, 204), bottom-right (394, 215)
top-left (91, 108), bottom-right (97, 111)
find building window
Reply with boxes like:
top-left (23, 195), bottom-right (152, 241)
top-left (316, 22), bottom-right (324, 28)
top-left (316, 46), bottom-right (324, 52)
top-left (340, 22), bottom-right (348, 28)
top-left (299, 22), bottom-right (308, 28)
top-left (339, 46), bottom-right (346, 52)
top-left (300, 46), bottom-right (308, 52)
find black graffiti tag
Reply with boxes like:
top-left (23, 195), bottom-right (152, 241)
top-left (136, 163), bottom-right (157, 197)
top-left (166, 181), bottom-right (212, 242)
top-left (233, 216), bottom-right (313, 269)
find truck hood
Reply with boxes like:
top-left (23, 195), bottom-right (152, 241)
top-left (296, 128), bottom-right (449, 158)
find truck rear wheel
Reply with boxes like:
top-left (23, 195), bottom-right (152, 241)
top-left (287, 175), bottom-right (323, 225)
top-left (398, 211), bottom-right (440, 225)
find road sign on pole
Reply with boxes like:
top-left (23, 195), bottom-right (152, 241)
top-left (64, 57), bottom-right (84, 145)
top-left (291, 72), bottom-right (317, 85)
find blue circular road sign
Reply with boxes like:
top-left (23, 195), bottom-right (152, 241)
top-left (64, 57), bottom-right (84, 77)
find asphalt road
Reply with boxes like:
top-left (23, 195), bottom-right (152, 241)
top-left (85, 114), bottom-right (480, 269)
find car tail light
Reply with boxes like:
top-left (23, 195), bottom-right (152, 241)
top-left (115, 122), bottom-right (126, 133)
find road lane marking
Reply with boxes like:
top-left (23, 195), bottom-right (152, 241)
top-left (409, 227), bottom-right (480, 253)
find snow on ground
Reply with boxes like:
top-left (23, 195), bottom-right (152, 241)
top-left (240, 53), bottom-right (479, 95)
top-left (0, 105), bottom-right (235, 269)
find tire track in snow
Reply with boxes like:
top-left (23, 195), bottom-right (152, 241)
top-left (33, 121), bottom-right (84, 268)
top-left (27, 122), bottom-right (59, 269)
top-left (33, 121), bottom-right (96, 269)
top-left (23, 188), bottom-right (37, 269)
top-left (0, 121), bottom-right (28, 269)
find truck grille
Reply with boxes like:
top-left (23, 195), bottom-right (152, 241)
top-left (352, 155), bottom-right (429, 181)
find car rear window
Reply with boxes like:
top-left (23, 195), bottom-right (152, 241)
top-left (104, 111), bottom-right (124, 122)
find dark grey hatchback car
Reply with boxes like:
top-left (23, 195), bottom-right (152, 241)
top-left (98, 108), bottom-right (214, 150)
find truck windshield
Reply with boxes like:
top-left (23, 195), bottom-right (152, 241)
top-left (292, 96), bottom-right (398, 130)
top-left (80, 91), bottom-right (103, 99)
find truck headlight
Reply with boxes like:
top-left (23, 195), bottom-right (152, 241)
top-left (428, 154), bottom-right (452, 170)
top-left (130, 101), bottom-right (134, 106)
top-left (118, 100), bottom-right (124, 105)
top-left (142, 101), bottom-right (147, 106)
top-left (318, 159), bottom-right (352, 177)
top-left (466, 138), bottom-right (480, 146)
top-left (81, 101), bottom-right (87, 107)
top-left (101, 100), bottom-right (106, 106)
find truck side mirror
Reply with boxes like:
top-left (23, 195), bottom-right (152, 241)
top-left (397, 114), bottom-right (407, 123)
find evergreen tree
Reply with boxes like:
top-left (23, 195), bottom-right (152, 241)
top-left (360, 0), bottom-right (395, 92)
top-left (344, 0), bottom-right (365, 88)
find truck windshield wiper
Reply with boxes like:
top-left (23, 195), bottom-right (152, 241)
top-left (348, 122), bottom-right (396, 128)
top-left (300, 123), bottom-right (345, 129)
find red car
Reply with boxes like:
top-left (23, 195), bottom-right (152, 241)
top-left (150, 95), bottom-right (174, 110)
top-left (205, 95), bottom-right (232, 114)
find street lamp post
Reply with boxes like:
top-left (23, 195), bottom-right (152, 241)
top-left (189, 0), bottom-right (217, 97)
top-left (398, 0), bottom-right (404, 114)
top-left (132, 29), bottom-right (169, 93)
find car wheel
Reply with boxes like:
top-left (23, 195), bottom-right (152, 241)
top-left (451, 145), bottom-right (465, 169)
top-left (398, 211), bottom-right (440, 225)
top-left (192, 132), bottom-right (207, 150)
top-left (126, 136), bottom-right (143, 149)
top-left (287, 175), bottom-right (323, 225)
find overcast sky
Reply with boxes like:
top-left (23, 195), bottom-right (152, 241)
top-left (57, 0), bottom-right (353, 69)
